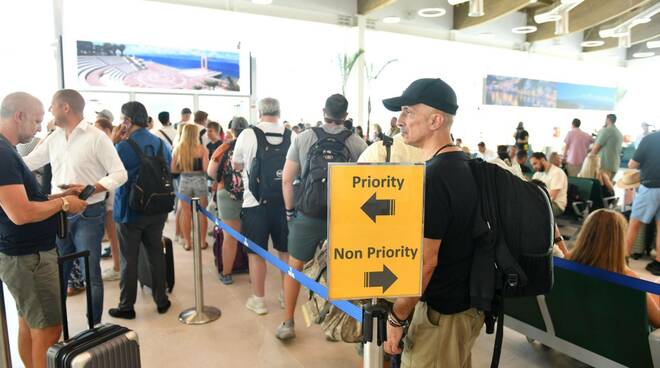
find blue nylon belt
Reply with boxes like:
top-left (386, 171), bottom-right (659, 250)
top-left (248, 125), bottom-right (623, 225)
top-left (176, 193), bottom-right (363, 322)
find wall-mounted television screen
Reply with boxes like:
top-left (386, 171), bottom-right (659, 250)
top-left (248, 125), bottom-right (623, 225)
top-left (66, 39), bottom-right (250, 96)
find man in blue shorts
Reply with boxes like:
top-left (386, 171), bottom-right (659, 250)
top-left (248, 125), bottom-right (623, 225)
top-left (626, 130), bottom-right (660, 275)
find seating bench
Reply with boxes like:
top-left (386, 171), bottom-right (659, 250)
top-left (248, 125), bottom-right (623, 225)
top-left (504, 264), bottom-right (660, 368)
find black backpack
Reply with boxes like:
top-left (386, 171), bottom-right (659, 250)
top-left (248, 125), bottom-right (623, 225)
top-left (468, 159), bottom-right (554, 368)
top-left (126, 139), bottom-right (175, 215)
top-left (248, 127), bottom-right (291, 205)
top-left (218, 140), bottom-right (244, 201)
top-left (297, 128), bottom-right (353, 219)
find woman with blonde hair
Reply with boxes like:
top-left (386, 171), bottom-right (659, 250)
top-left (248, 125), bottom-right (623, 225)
top-left (569, 209), bottom-right (660, 327)
top-left (172, 124), bottom-right (209, 250)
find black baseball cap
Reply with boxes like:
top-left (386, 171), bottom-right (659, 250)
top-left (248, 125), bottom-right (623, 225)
top-left (383, 78), bottom-right (458, 115)
top-left (181, 107), bottom-right (192, 115)
top-left (324, 94), bottom-right (349, 121)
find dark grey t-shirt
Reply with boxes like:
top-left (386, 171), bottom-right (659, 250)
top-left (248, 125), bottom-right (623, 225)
top-left (633, 131), bottom-right (660, 188)
top-left (286, 125), bottom-right (368, 168)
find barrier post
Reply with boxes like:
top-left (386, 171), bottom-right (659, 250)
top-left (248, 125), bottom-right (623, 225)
top-left (179, 197), bottom-right (221, 325)
top-left (0, 282), bottom-right (12, 367)
top-left (363, 298), bottom-right (385, 368)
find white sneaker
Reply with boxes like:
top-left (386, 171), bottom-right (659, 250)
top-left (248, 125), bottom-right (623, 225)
top-left (278, 290), bottom-right (285, 309)
top-left (246, 295), bottom-right (268, 315)
top-left (102, 268), bottom-right (120, 282)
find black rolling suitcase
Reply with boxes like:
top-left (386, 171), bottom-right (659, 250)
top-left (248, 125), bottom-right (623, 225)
top-left (47, 250), bottom-right (141, 368)
top-left (138, 237), bottom-right (175, 293)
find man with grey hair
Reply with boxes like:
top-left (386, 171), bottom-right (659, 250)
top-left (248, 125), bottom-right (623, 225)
top-left (381, 79), bottom-right (484, 367)
top-left (0, 92), bottom-right (87, 368)
top-left (232, 97), bottom-right (291, 315)
top-left (24, 89), bottom-right (127, 325)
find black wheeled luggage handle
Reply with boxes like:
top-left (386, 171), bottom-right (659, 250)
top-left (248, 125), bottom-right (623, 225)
top-left (57, 250), bottom-right (94, 340)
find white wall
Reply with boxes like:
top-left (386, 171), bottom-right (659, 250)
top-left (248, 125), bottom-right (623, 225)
top-left (364, 30), bottom-right (632, 153)
top-left (1, 0), bottom-right (651, 149)
top-left (62, 0), bottom-right (358, 129)
top-left (0, 0), bottom-right (59, 113)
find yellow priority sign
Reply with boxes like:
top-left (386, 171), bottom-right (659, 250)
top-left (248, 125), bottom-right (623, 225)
top-left (327, 163), bottom-right (425, 300)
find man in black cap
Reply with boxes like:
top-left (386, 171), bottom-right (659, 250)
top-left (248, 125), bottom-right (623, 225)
top-left (275, 93), bottom-right (367, 340)
top-left (382, 79), bottom-right (484, 367)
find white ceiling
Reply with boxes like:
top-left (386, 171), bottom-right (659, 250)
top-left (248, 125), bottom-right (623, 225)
top-left (148, 0), bottom-right (647, 64)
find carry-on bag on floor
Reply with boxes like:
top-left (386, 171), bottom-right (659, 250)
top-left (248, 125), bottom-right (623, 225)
top-left (138, 237), bottom-right (175, 293)
top-left (48, 250), bottom-right (141, 368)
top-left (213, 226), bottom-right (249, 275)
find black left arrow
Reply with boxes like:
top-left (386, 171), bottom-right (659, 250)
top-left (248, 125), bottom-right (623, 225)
top-left (363, 265), bottom-right (398, 293)
top-left (361, 192), bottom-right (395, 223)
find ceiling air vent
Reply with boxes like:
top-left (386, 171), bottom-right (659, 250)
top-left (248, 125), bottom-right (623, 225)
top-left (337, 15), bottom-right (356, 27)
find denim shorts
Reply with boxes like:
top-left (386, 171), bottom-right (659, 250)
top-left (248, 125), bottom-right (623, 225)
top-left (179, 173), bottom-right (208, 199)
top-left (631, 185), bottom-right (660, 223)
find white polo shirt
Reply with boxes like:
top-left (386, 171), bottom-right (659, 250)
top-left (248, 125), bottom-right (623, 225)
top-left (532, 164), bottom-right (568, 210)
top-left (24, 119), bottom-right (128, 205)
top-left (232, 121), bottom-right (286, 208)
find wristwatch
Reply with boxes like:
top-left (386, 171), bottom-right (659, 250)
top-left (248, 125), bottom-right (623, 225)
top-left (60, 197), bottom-right (70, 212)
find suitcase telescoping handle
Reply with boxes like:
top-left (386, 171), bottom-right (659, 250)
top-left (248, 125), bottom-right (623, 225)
top-left (57, 250), bottom-right (94, 340)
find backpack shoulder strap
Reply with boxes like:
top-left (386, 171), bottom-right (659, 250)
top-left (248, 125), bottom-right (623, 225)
top-left (126, 139), bottom-right (145, 159)
top-left (252, 127), bottom-right (269, 153)
top-left (383, 139), bottom-right (393, 163)
top-left (282, 128), bottom-right (292, 145)
top-left (159, 129), bottom-right (173, 145)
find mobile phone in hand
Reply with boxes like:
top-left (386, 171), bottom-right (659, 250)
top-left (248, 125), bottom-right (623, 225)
top-left (78, 185), bottom-right (96, 200)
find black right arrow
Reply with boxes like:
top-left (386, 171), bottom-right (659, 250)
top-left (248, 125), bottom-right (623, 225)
top-left (361, 192), bottom-right (395, 223)
top-left (363, 265), bottom-right (398, 293)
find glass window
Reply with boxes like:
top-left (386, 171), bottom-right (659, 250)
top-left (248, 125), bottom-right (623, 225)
top-left (134, 93), bottom-right (194, 129)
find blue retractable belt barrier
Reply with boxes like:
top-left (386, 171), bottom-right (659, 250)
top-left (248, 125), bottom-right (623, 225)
top-left (177, 193), bottom-right (660, 321)
top-left (176, 193), bottom-right (363, 322)
top-left (554, 256), bottom-right (660, 295)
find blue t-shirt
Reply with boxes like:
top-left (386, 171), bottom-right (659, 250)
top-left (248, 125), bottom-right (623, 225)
top-left (0, 136), bottom-right (57, 255)
top-left (114, 128), bottom-right (172, 224)
top-left (633, 131), bottom-right (660, 188)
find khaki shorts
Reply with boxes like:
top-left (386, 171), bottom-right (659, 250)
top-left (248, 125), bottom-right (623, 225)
top-left (0, 249), bottom-right (62, 329)
top-left (402, 303), bottom-right (484, 368)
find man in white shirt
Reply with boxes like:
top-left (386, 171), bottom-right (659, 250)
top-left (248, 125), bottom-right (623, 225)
top-left (489, 145), bottom-right (525, 180)
top-left (193, 110), bottom-right (210, 147)
top-left (530, 152), bottom-right (568, 217)
top-left (476, 141), bottom-right (496, 161)
top-left (174, 107), bottom-right (191, 130)
top-left (153, 111), bottom-right (176, 151)
top-left (232, 97), bottom-right (290, 316)
top-left (25, 89), bottom-right (128, 324)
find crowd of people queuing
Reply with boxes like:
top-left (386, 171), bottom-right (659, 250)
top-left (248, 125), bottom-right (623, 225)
top-left (0, 78), bottom-right (658, 368)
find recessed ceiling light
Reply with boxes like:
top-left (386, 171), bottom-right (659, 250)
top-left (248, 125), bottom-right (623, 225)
top-left (631, 17), bottom-right (652, 26)
top-left (512, 25), bottom-right (538, 34)
top-left (633, 51), bottom-right (655, 58)
top-left (647, 40), bottom-right (660, 49)
top-left (534, 13), bottom-right (562, 23)
top-left (418, 8), bottom-right (447, 17)
top-left (382, 16), bottom-right (401, 24)
top-left (581, 40), bottom-right (605, 47)
top-left (251, 0), bottom-right (272, 4)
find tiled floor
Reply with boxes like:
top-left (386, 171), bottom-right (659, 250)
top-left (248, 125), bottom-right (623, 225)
top-left (4, 212), bottom-right (642, 367)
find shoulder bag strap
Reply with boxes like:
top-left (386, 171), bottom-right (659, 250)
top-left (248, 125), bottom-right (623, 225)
top-left (126, 139), bottom-right (145, 159)
top-left (159, 129), bottom-right (173, 145)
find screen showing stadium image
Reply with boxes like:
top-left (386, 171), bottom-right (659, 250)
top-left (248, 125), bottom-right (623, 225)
top-left (70, 40), bottom-right (249, 95)
top-left (483, 75), bottom-right (616, 111)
